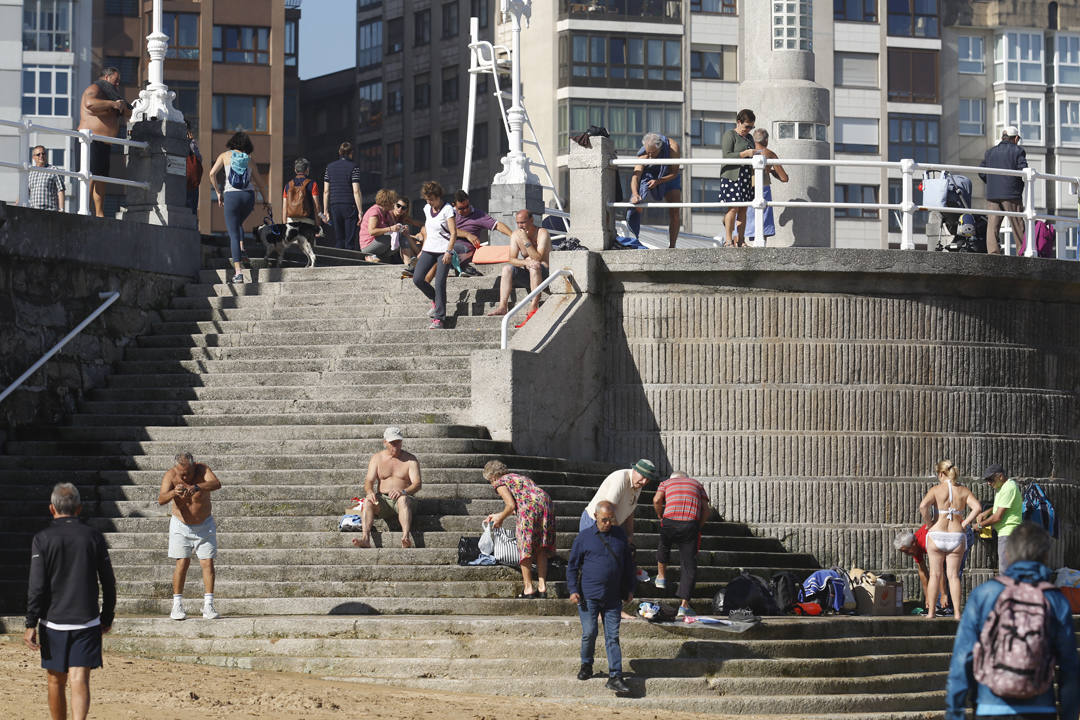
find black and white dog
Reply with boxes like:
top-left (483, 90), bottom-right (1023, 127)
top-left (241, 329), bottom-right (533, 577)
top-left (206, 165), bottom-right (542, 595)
top-left (255, 221), bottom-right (321, 268)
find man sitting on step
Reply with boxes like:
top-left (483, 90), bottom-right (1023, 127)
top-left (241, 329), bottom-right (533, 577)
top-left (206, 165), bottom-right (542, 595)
top-left (157, 452), bottom-right (222, 621)
top-left (353, 427), bottom-right (423, 549)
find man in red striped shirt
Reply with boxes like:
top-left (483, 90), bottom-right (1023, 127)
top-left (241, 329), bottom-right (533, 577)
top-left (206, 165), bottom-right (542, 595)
top-left (652, 472), bottom-right (711, 617)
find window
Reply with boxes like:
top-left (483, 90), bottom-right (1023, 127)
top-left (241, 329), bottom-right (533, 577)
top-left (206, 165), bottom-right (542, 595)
top-left (285, 20), bottom-right (298, 66)
top-left (834, 117), bottom-right (878, 153)
top-left (103, 56), bottom-right (138, 87)
top-left (414, 73), bottom-right (430, 109)
top-left (358, 80), bottom-right (383, 130)
top-left (560, 99), bottom-right (682, 154)
top-left (1003, 96), bottom-right (1043, 143)
top-left (212, 95), bottom-right (269, 132)
top-left (774, 121), bottom-right (828, 141)
top-left (773, 0), bottom-right (813, 50)
top-left (387, 81), bottom-right (403, 114)
top-left (691, 0), bottom-right (736, 13)
top-left (105, 0), bottom-right (137, 16)
top-left (887, 49), bottom-right (939, 103)
top-left (442, 66), bottom-right (459, 104)
top-left (558, 33), bottom-right (681, 89)
top-left (888, 178), bottom-right (926, 233)
top-left (213, 26), bottom-right (270, 64)
top-left (958, 98), bottom-right (984, 136)
top-left (414, 135), bottom-right (431, 171)
top-left (387, 141), bottom-right (403, 176)
top-left (834, 0), bottom-right (876, 22)
top-left (474, 122), bottom-right (489, 158)
top-left (958, 36), bottom-right (984, 74)
top-left (172, 81), bottom-right (199, 129)
top-left (21, 65), bottom-right (70, 117)
top-left (163, 13), bottom-right (199, 59)
top-left (1060, 100), bottom-right (1080, 143)
top-left (386, 17), bottom-right (403, 54)
top-left (690, 178), bottom-right (725, 213)
top-left (563, 0), bottom-right (681, 22)
top-left (834, 184), bottom-right (879, 218)
top-left (887, 0), bottom-right (939, 39)
top-left (415, 9), bottom-right (431, 46)
top-left (1057, 35), bottom-right (1080, 85)
top-left (358, 0), bottom-right (381, 6)
top-left (471, 0), bottom-right (490, 29)
top-left (357, 19), bottom-right (382, 69)
top-left (442, 2), bottom-right (459, 38)
top-left (887, 113), bottom-right (939, 163)
top-left (441, 129), bottom-right (459, 167)
top-left (690, 113), bottom-right (734, 147)
top-left (690, 48), bottom-right (737, 80)
top-left (834, 52), bottom-right (877, 87)
top-left (995, 32), bottom-right (1043, 83)
top-left (23, 0), bottom-right (72, 52)
top-left (356, 141), bottom-right (382, 178)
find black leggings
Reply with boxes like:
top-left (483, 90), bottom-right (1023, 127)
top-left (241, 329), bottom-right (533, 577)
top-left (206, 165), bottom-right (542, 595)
top-left (413, 250), bottom-right (451, 321)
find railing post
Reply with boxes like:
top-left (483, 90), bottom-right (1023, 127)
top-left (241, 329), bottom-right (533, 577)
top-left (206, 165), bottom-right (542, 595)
top-left (569, 135), bottom-right (615, 251)
top-left (1022, 167), bottom-right (1037, 257)
top-left (17, 118), bottom-right (31, 207)
top-left (752, 154), bottom-right (767, 247)
top-left (78, 129), bottom-right (91, 216)
top-left (900, 158), bottom-right (916, 250)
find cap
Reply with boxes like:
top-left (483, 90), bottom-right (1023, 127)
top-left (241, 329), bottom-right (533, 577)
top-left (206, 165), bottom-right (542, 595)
top-left (981, 464), bottom-right (1005, 482)
top-left (632, 458), bottom-right (657, 481)
top-left (383, 426), bottom-right (404, 442)
top-left (1003, 125), bottom-right (1021, 139)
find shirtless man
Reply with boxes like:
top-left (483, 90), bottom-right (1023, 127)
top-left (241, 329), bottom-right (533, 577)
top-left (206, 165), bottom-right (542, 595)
top-left (485, 210), bottom-right (551, 324)
top-left (157, 452), bottom-right (222, 620)
top-left (354, 427), bottom-right (423, 549)
top-left (77, 68), bottom-right (132, 217)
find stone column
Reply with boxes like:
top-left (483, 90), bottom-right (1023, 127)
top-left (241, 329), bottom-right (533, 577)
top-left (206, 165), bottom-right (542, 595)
top-left (121, 118), bottom-right (196, 230)
top-left (568, 135), bottom-right (616, 251)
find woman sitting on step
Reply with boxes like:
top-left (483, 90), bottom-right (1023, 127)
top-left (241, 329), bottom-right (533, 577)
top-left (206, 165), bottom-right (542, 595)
top-left (482, 460), bottom-right (556, 599)
top-left (917, 460), bottom-right (981, 619)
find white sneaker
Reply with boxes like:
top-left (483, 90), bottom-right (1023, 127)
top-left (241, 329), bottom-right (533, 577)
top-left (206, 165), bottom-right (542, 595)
top-left (202, 600), bottom-right (221, 620)
top-left (636, 568), bottom-right (651, 583)
top-left (427, 302), bottom-right (437, 318)
top-left (170, 601), bottom-right (186, 621)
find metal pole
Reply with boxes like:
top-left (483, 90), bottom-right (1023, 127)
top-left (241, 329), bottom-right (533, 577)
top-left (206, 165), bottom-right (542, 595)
top-left (78, 129), bottom-right (91, 216)
top-left (1023, 167), bottom-right (1037, 257)
top-left (507, 9), bottom-right (523, 159)
top-left (462, 17), bottom-right (480, 193)
top-left (900, 159), bottom-right (916, 250)
top-left (17, 119), bottom-right (31, 207)
top-left (752, 153), bottom-right (766, 247)
top-left (130, 0), bottom-right (181, 122)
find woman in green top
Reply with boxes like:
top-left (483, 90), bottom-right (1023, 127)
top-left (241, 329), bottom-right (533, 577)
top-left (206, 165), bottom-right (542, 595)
top-left (718, 109), bottom-right (757, 247)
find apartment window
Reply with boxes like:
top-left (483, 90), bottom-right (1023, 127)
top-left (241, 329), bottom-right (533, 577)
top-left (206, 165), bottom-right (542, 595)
top-left (172, 81), bottom-right (199, 129)
top-left (386, 17), bottom-right (404, 54)
top-left (415, 9), bottom-right (431, 46)
top-left (474, 122), bottom-right (488, 158)
top-left (213, 26), bottom-right (270, 64)
top-left (163, 13), bottom-right (199, 59)
top-left (1057, 35), bottom-right (1080, 85)
top-left (559, 33), bottom-right (681, 89)
top-left (414, 73), bottom-right (431, 109)
top-left (103, 56), bottom-right (138, 87)
top-left (888, 179), bottom-right (927, 233)
top-left (442, 2), bottom-right (459, 38)
top-left (834, 117), bottom-right (878, 153)
top-left (471, 0), bottom-right (490, 28)
top-left (358, 80), bottom-right (383, 130)
top-left (21, 65), bottom-right (70, 117)
top-left (1002, 96), bottom-right (1043, 143)
top-left (442, 66), bottom-right (459, 104)
top-left (356, 141), bottom-right (382, 177)
top-left (887, 113), bottom-right (939, 163)
top-left (105, 0), bottom-right (137, 16)
top-left (887, 0), bottom-right (939, 39)
top-left (358, 0), bottom-right (381, 6)
top-left (773, 0), bottom-right (813, 50)
top-left (887, 49), bottom-right (939, 103)
top-left (691, 0), bottom-right (736, 13)
top-left (561, 99), bottom-right (681, 154)
top-left (441, 129), bottom-right (459, 167)
top-left (834, 0), bottom-right (876, 22)
top-left (958, 98), bottom-right (985, 136)
top-left (690, 178), bottom-right (725, 213)
top-left (387, 81), bottom-right (403, 114)
top-left (23, 0), bottom-right (72, 52)
top-left (414, 135), bottom-right (431, 171)
top-left (995, 32), bottom-right (1043, 83)
top-left (690, 112), bottom-right (734, 147)
top-left (357, 19), bottom-right (382, 69)
top-left (285, 20), bottom-right (298, 66)
top-left (386, 141), bottom-right (403, 177)
top-left (211, 95), bottom-right (269, 132)
top-left (690, 48), bottom-right (737, 80)
top-left (834, 52), bottom-right (877, 87)
top-left (1060, 100), bottom-right (1080, 143)
top-left (958, 36), bottom-right (984, 74)
top-left (834, 184), bottom-right (879, 218)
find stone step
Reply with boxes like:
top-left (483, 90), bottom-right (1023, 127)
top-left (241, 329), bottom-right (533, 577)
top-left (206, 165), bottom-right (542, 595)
top-left (166, 291), bottom-right (495, 310)
top-left (83, 384), bottom-right (471, 402)
top-left (4, 437), bottom-right (505, 458)
top-left (113, 356), bottom-right (472, 375)
top-left (12, 423), bottom-right (491, 442)
top-left (195, 266), bottom-right (474, 284)
top-left (104, 369), bottom-right (465, 389)
top-left (134, 328), bottom-right (499, 348)
top-left (123, 340), bottom-right (497, 361)
top-left (159, 305), bottom-right (499, 322)
top-left (66, 411), bottom-right (457, 426)
top-left (183, 277), bottom-right (498, 298)
top-left (150, 316), bottom-right (500, 335)
top-left (72, 398), bottom-right (467, 417)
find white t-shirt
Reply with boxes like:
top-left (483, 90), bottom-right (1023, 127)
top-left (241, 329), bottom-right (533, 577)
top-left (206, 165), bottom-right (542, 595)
top-left (422, 202), bottom-right (455, 254)
top-left (585, 469), bottom-right (643, 525)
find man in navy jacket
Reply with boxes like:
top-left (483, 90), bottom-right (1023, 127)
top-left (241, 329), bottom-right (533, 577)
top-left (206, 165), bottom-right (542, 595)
top-left (979, 126), bottom-right (1028, 255)
top-left (568, 500), bottom-right (637, 694)
top-left (945, 522), bottom-right (1078, 720)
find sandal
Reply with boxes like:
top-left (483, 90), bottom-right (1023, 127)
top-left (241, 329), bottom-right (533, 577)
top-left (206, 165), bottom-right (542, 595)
top-left (516, 591), bottom-right (539, 599)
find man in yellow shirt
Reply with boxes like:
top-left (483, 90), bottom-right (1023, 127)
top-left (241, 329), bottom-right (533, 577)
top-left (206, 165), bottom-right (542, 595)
top-left (973, 464), bottom-right (1022, 572)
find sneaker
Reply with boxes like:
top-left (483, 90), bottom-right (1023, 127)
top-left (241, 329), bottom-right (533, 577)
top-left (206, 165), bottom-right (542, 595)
top-left (577, 663), bottom-right (593, 681)
top-left (461, 265), bottom-right (482, 277)
top-left (427, 302), bottom-right (437, 318)
top-left (605, 675), bottom-right (631, 694)
top-left (227, 272), bottom-right (244, 284)
top-left (202, 600), bottom-right (220, 620)
top-left (636, 568), bottom-right (651, 584)
top-left (428, 318), bottom-right (444, 330)
top-left (170, 601), bottom-right (186, 621)
top-left (676, 605), bottom-right (696, 618)
top-left (654, 577), bottom-right (666, 590)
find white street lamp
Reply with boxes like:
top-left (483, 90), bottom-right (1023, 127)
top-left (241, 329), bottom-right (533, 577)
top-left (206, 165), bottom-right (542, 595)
top-left (492, 0), bottom-right (539, 186)
top-left (130, 0), bottom-right (183, 122)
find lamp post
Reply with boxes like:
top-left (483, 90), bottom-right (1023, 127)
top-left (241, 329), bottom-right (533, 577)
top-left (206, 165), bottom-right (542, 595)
top-left (492, 0), bottom-right (538, 186)
top-left (130, 0), bottom-right (183, 122)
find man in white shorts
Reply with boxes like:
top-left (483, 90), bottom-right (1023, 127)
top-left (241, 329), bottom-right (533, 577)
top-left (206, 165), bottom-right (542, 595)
top-left (157, 452), bottom-right (222, 620)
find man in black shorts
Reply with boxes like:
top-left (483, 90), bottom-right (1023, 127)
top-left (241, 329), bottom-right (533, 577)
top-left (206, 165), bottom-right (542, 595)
top-left (77, 67), bottom-right (131, 217)
top-left (24, 482), bottom-right (116, 720)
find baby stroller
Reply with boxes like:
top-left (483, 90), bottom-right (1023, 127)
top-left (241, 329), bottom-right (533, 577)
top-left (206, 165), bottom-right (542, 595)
top-left (924, 171), bottom-right (987, 253)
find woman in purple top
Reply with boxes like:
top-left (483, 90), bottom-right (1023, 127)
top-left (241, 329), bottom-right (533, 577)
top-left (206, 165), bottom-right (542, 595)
top-left (482, 459), bottom-right (556, 598)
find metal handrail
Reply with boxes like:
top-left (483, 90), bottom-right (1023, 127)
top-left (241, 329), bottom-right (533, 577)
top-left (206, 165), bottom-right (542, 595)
top-left (500, 269), bottom-right (574, 349)
top-left (0, 292), bottom-right (121, 405)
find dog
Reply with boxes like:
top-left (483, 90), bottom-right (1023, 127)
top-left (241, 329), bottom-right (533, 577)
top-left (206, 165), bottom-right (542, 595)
top-left (255, 221), bottom-right (321, 268)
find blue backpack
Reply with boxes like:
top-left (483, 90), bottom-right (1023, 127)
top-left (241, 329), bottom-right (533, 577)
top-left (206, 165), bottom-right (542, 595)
top-left (227, 151), bottom-right (251, 190)
top-left (801, 569), bottom-right (851, 614)
top-left (1022, 482), bottom-right (1059, 538)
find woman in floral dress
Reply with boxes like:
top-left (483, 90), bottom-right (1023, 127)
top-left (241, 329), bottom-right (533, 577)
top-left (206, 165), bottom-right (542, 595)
top-left (483, 460), bottom-right (556, 598)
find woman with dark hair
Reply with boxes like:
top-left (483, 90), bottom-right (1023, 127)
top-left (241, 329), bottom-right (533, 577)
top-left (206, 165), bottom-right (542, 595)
top-left (207, 131), bottom-right (270, 283)
top-left (718, 109), bottom-right (757, 247)
top-left (482, 460), bottom-right (556, 598)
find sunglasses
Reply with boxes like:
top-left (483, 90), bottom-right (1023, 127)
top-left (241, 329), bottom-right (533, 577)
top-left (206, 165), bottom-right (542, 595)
top-left (395, 203), bottom-right (407, 209)
top-left (33, 152), bottom-right (45, 156)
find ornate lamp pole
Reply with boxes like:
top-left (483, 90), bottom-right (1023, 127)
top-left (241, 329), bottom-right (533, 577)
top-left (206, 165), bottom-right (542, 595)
top-left (130, 0), bottom-right (183, 122)
top-left (492, 0), bottom-right (538, 186)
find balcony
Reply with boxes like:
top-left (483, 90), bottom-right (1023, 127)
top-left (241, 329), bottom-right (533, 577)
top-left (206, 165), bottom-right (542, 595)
top-left (559, 0), bottom-right (681, 25)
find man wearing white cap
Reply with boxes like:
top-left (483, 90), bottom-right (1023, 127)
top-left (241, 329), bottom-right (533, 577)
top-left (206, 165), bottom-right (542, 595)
top-left (353, 427), bottom-right (422, 549)
top-left (978, 126), bottom-right (1028, 255)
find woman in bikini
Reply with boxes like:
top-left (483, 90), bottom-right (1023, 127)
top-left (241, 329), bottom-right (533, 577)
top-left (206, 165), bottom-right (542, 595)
top-left (917, 460), bottom-right (982, 618)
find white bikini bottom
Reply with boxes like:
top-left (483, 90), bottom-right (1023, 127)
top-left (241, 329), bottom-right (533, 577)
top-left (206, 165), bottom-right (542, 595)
top-left (928, 531), bottom-right (966, 553)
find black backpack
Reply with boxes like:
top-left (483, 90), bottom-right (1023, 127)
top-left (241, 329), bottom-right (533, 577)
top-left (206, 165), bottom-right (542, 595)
top-left (770, 571), bottom-right (802, 613)
top-left (715, 571), bottom-right (780, 616)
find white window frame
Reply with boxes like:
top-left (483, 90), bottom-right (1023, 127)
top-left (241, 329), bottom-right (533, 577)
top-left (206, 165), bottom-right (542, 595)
top-left (1056, 34), bottom-right (1080, 86)
top-left (22, 64), bottom-right (72, 118)
top-left (23, 0), bottom-right (72, 53)
top-left (957, 35), bottom-right (984, 74)
top-left (958, 98), bottom-right (985, 136)
top-left (996, 93), bottom-right (1043, 144)
top-left (1059, 99), bottom-right (1080, 145)
top-left (772, 0), bottom-right (812, 51)
top-left (995, 31), bottom-right (1044, 84)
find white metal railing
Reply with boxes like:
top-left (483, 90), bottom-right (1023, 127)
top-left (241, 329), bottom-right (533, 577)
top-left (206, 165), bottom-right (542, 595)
top-left (0, 292), bottom-right (120, 406)
top-left (500, 269), bottom-right (574, 349)
top-left (0, 118), bottom-right (150, 216)
top-left (610, 155), bottom-right (1080, 258)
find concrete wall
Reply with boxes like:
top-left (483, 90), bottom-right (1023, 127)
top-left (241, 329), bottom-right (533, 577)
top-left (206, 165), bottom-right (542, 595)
top-left (0, 204), bottom-right (199, 437)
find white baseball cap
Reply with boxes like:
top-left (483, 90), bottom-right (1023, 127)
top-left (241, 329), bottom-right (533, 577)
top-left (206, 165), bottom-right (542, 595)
top-left (1003, 125), bottom-right (1021, 139)
top-left (383, 426), bottom-right (404, 442)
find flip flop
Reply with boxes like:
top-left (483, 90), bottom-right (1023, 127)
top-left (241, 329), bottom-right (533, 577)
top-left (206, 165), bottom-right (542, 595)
top-left (514, 308), bottom-right (537, 328)
top-left (516, 591), bottom-right (539, 599)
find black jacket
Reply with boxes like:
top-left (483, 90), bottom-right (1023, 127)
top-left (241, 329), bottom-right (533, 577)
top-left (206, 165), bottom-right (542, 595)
top-left (25, 516), bottom-right (116, 629)
top-left (979, 141), bottom-right (1028, 202)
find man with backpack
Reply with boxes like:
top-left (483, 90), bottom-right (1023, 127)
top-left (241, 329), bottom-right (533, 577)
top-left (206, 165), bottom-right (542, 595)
top-left (282, 158), bottom-right (323, 246)
top-left (945, 522), bottom-right (1078, 720)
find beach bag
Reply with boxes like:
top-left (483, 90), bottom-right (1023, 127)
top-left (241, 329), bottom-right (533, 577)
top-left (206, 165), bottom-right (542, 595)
top-left (1020, 221), bottom-right (1055, 258)
top-left (338, 514), bottom-right (363, 531)
top-left (770, 571), bottom-right (803, 613)
top-left (227, 151), bottom-right (250, 190)
top-left (457, 536), bottom-right (481, 565)
top-left (479, 520), bottom-right (519, 567)
top-left (285, 178), bottom-right (315, 219)
top-left (715, 571), bottom-right (779, 616)
top-left (801, 568), bottom-right (854, 614)
top-left (973, 575), bottom-right (1057, 699)
top-left (1021, 481), bottom-right (1059, 538)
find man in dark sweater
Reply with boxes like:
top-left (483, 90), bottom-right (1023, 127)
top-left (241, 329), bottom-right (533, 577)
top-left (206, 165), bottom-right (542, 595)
top-left (568, 500), bottom-right (636, 694)
top-left (322, 142), bottom-right (364, 249)
top-left (24, 482), bottom-right (116, 720)
top-left (979, 126), bottom-right (1028, 255)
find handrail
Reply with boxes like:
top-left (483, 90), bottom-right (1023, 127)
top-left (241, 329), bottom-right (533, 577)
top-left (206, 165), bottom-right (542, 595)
top-left (500, 269), bottom-right (573, 349)
top-left (0, 292), bottom-right (121, 405)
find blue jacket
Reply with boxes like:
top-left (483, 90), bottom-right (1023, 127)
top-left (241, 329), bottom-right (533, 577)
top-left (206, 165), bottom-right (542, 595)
top-left (979, 141), bottom-right (1028, 202)
top-left (567, 525), bottom-right (636, 610)
top-left (945, 561), bottom-right (1079, 720)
